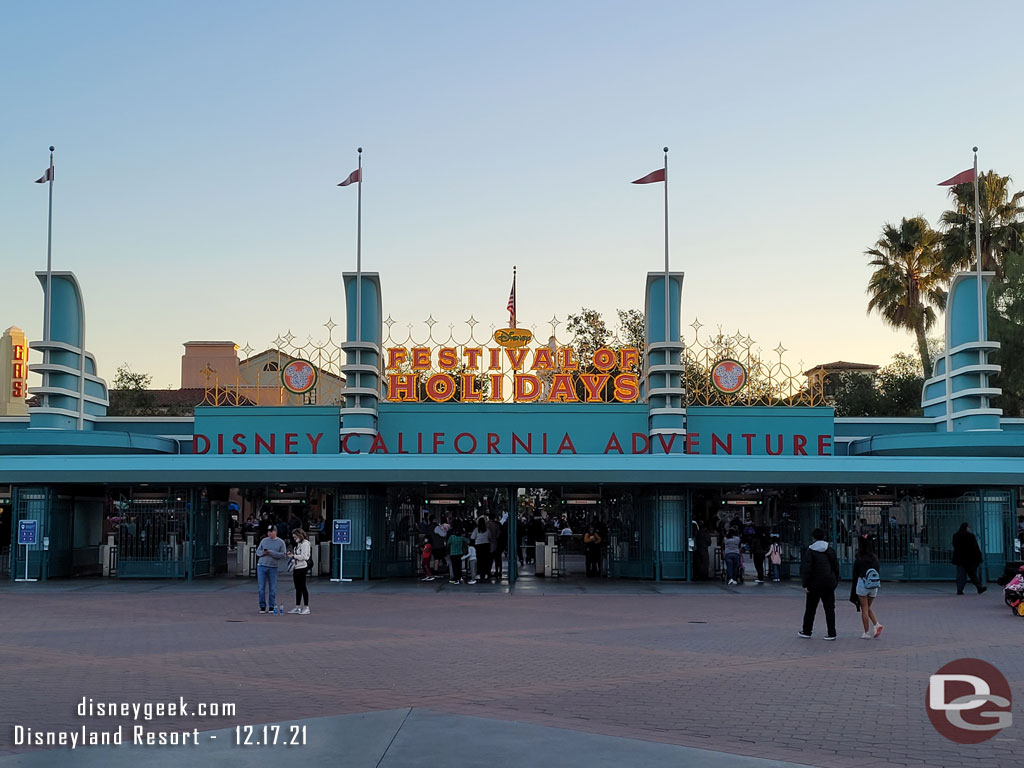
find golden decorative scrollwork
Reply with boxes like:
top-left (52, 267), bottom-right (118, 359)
top-left (683, 319), bottom-right (826, 406)
top-left (201, 314), bottom-right (823, 407)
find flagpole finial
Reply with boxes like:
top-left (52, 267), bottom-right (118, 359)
top-left (49, 145), bottom-right (54, 152)
top-left (973, 146), bottom-right (978, 153)
top-left (663, 146), bottom-right (669, 152)
top-left (358, 147), bottom-right (363, 153)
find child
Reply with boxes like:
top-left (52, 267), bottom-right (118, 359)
top-left (768, 538), bottom-right (782, 582)
top-left (463, 543), bottom-right (478, 584)
top-left (420, 536), bottom-right (435, 581)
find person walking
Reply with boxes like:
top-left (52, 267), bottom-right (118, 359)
top-left (584, 525), bottom-right (602, 577)
top-left (287, 528), bottom-right (313, 614)
top-left (472, 517), bottom-right (491, 582)
top-left (951, 522), bottom-right (987, 595)
top-left (798, 528), bottom-right (841, 640)
top-left (749, 526), bottom-right (767, 584)
top-left (768, 535), bottom-right (783, 582)
top-left (446, 527), bottom-right (468, 585)
top-left (462, 542), bottom-right (478, 584)
top-left (487, 514), bottom-right (503, 580)
top-left (723, 529), bottom-right (742, 585)
top-left (420, 536), bottom-right (435, 581)
top-left (849, 535), bottom-right (882, 638)
top-left (255, 526), bottom-right (287, 614)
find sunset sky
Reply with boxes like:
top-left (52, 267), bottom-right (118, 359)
top-left (3, 1), bottom-right (1023, 388)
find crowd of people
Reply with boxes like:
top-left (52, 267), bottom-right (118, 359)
top-left (416, 510), bottom-right (611, 584)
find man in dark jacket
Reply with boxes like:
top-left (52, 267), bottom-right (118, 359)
top-left (951, 522), bottom-right (987, 595)
top-left (799, 528), bottom-right (841, 640)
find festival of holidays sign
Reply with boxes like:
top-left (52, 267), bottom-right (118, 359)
top-left (383, 342), bottom-right (641, 403)
top-left (191, 406), bottom-right (341, 455)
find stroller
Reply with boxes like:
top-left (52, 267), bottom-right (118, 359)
top-left (1004, 565), bottom-right (1024, 617)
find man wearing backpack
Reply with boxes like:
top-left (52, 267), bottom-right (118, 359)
top-left (798, 528), bottom-right (841, 640)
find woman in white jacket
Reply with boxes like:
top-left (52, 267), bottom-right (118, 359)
top-left (288, 528), bottom-right (313, 614)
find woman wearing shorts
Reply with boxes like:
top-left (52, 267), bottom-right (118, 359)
top-left (850, 535), bottom-right (882, 639)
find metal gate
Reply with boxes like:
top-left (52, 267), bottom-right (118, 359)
top-left (190, 494), bottom-right (211, 579)
top-left (372, 492), bottom-right (415, 578)
top-left (608, 491), bottom-right (655, 578)
top-left (11, 488), bottom-right (74, 580)
top-left (115, 493), bottom-right (189, 578)
top-left (336, 491), bottom-right (373, 580)
top-left (657, 490), bottom-right (690, 580)
top-left (835, 490), bottom-right (1014, 581)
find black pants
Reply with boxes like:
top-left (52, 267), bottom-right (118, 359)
top-left (585, 548), bottom-right (601, 576)
top-left (802, 588), bottom-right (836, 636)
top-left (450, 554), bottom-right (463, 582)
top-left (492, 548), bottom-right (502, 579)
top-left (293, 567), bottom-right (309, 606)
top-left (956, 565), bottom-right (984, 594)
top-left (476, 543), bottom-right (491, 579)
top-left (752, 552), bottom-right (765, 581)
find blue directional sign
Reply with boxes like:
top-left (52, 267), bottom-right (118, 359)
top-left (18, 520), bottom-right (38, 546)
top-left (333, 519), bottom-right (352, 546)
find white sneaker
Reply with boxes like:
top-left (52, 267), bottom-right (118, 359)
top-left (755, 579), bottom-right (764, 584)
top-left (860, 631), bottom-right (873, 639)
top-left (727, 579), bottom-right (737, 585)
top-left (300, 607), bottom-right (310, 615)
top-left (467, 579), bottom-right (478, 584)
top-left (287, 607), bottom-right (302, 614)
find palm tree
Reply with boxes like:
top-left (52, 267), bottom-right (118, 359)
top-left (938, 171), bottom-right (1024, 279)
top-left (865, 217), bottom-right (948, 376)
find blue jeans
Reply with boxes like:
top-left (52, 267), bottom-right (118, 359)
top-left (771, 562), bottom-right (781, 581)
top-left (257, 565), bottom-right (278, 609)
top-left (725, 552), bottom-right (741, 581)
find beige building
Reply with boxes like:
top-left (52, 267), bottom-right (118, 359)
top-left (181, 341), bottom-right (345, 406)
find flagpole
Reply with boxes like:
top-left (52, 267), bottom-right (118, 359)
top-left (355, 147), bottom-right (363, 344)
top-left (663, 146), bottom-right (670, 347)
top-left (972, 146), bottom-right (983, 346)
top-left (43, 146), bottom-right (55, 364)
top-left (512, 266), bottom-right (517, 329)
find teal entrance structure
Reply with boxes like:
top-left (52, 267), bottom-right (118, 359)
top-left (2, 266), bottom-right (1023, 582)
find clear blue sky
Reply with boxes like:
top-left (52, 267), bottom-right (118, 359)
top-left (3, 1), bottom-right (1023, 388)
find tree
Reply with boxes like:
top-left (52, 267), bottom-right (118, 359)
top-left (107, 364), bottom-right (157, 416)
top-left (865, 217), bottom-right (948, 376)
top-left (564, 307), bottom-right (644, 400)
top-left (830, 352), bottom-right (924, 417)
top-left (989, 249), bottom-right (1024, 417)
top-left (875, 352), bottom-right (924, 417)
top-left (938, 171), bottom-right (1024, 279)
top-left (829, 372), bottom-right (879, 417)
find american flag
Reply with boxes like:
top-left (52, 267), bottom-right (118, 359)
top-left (506, 269), bottom-right (516, 328)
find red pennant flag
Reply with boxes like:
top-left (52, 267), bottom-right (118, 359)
top-left (938, 168), bottom-right (974, 186)
top-left (337, 168), bottom-right (361, 187)
top-left (631, 168), bottom-right (665, 184)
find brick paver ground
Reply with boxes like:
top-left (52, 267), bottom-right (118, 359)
top-left (0, 578), bottom-right (1019, 767)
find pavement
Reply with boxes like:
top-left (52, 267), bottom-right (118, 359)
top-left (0, 574), bottom-right (1019, 768)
